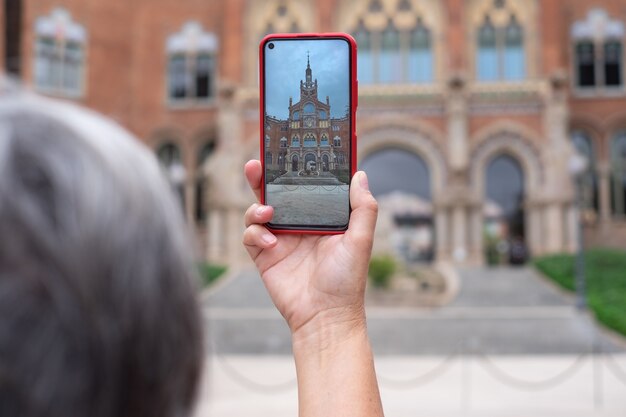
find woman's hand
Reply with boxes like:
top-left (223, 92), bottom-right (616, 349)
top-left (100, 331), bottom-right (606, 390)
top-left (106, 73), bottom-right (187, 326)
top-left (242, 160), bottom-right (378, 338)
top-left (243, 160), bottom-right (384, 417)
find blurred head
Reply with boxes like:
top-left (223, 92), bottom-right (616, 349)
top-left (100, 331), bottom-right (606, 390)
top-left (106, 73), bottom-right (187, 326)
top-left (0, 86), bottom-right (203, 417)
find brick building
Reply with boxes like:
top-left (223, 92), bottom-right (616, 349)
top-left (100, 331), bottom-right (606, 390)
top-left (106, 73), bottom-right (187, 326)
top-left (3, 0), bottom-right (626, 266)
top-left (265, 55), bottom-right (350, 179)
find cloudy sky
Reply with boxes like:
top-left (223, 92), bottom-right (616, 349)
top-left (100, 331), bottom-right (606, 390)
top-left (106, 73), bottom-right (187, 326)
top-left (264, 38), bottom-right (350, 119)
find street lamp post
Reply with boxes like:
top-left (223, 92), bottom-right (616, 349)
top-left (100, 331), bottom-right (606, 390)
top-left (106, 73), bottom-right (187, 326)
top-left (569, 152), bottom-right (589, 311)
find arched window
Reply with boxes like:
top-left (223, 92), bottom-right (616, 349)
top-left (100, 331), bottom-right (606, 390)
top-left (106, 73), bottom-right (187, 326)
top-left (571, 131), bottom-right (598, 214)
top-left (157, 143), bottom-right (182, 167)
top-left (265, 152), bottom-right (273, 165)
top-left (167, 22), bottom-right (218, 102)
top-left (322, 154), bottom-right (330, 171)
top-left (265, 134), bottom-right (270, 146)
top-left (157, 143), bottom-right (185, 210)
top-left (380, 20), bottom-right (401, 84)
top-left (333, 136), bottom-right (341, 147)
top-left (572, 9), bottom-right (624, 89)
top-left (352, 8), bottom-right (435, 85)
top-left (293, 111), bottom-right (300, 120)
top-left (291, 135), bottom-right (300, 147)
top-left (611, 132), bottom-right (626, 217)
top-left (280, 137), bottom-right (287, 148)
top-left (34, 8), bottom-right (86, 96)
top-left (319, 110), bottom-right (327, 119)
top-left (304, 133), bottom-right (316, 147)
top-left (504, 17), bottom-right (525, 80)
top-left (477, 15), bottom-right (525, 82)
top-left (195, 141), bottom-right (215, 222)
top-left (477, 17), bottom-right (498, 81)
top-left (291, 154), bottom-right (299, 171)
top-left (320, 134), bottom-right (329, 147)
top-left (336, 152), bottom-right (346, 165)
top-left (408, 21), bottom-right (433, 83)
top-left (354, 20), bottom-right (373, 84)
top-left (303, 103), bottom-right (315, 113)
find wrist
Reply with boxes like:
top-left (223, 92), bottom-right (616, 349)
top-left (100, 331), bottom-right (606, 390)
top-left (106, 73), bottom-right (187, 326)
top-left (291, 305), bottom-right (367, 355)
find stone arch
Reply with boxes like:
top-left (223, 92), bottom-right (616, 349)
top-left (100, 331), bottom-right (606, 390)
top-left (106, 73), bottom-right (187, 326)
top-left (290, 153), bottom-right (299, 171)
top-left (604, 111), bottom-right (626, 137)
top-left (149, 126), bottom-right (185, 148)
top-left (304, 152), bottom-right (317, 171)
top-left (470, 128), bottom-right (543, 264)
top-left (150, 127), bottom-right (189, 168)
top-left (470, 129), bottom-right (543, 198)
top-left (358, 124), bottom-right (447, 196)
top-left (321, 152), bottom-right (331, 171)
top-left (569, 115), bottom-right (605, 161)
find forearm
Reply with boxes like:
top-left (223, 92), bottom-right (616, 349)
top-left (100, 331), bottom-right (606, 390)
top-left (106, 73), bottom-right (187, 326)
top-left (291, 308), bottom-right (384, 417)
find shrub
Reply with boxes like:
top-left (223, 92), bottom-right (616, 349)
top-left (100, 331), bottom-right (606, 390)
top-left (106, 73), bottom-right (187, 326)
top-left (198, 263), bottom-right (227, 288)
top-left (368, 255), bottom-right (397, 289)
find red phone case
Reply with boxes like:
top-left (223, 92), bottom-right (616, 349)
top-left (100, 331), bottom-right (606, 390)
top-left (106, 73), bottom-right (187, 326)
top-left (259, 32), bottom-right (358, 235)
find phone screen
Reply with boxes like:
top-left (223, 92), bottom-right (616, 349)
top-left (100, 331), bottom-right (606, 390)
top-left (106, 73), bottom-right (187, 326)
top-left (262, 36), bottom-right (353, 231)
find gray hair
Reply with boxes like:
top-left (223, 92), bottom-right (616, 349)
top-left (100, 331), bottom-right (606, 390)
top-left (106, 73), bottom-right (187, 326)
top-left (0, 88), bottom-right (203, 417)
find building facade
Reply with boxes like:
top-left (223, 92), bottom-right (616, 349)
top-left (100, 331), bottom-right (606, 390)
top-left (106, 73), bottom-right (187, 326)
top-left (3, 0), bottom-right (626, 266)
top-left (265, 56), bottom-right (350, 178)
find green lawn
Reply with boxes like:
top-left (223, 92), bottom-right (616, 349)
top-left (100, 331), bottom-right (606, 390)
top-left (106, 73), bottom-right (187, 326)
top-left (198, 263), bottom-right (227, 288)
top-left (534, 248), bottom-right (626, 337)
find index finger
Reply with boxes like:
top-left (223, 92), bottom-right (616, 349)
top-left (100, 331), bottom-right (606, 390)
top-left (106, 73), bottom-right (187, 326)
top-left (244, 159), bottom-right (263, 202)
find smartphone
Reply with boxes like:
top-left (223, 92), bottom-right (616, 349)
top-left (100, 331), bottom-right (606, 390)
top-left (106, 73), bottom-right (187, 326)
top-left (259, 33), bottom-right (357, 234)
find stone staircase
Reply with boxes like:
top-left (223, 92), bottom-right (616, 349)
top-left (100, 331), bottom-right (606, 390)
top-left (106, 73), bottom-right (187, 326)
top-left (271, 171), bottom-right (345, 185)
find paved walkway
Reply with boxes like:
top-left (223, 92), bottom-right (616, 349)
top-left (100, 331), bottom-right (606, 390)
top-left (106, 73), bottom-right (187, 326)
top-left (203, 267), bottom-right (624, 355)
top-left (197, 266), bottom-right (626, 417)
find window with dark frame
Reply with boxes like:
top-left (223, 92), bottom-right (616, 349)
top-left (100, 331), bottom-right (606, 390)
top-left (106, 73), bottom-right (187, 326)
top-left (604, 40), bottom-right (623, 87)
top-left (168, 53), bottom-right (215, 101)
top-left (576, 41), bottom-right (596, 87)
top-left (4, 0), bottom-right (22, 76)
top-left (611, 132), bottom-right (626, 217)
top-left (572, 10), bottom-right (624, 91)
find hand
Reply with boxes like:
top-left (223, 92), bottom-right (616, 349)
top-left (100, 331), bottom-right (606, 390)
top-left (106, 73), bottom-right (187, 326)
top-left (242, 160), bottom-right (378, 337)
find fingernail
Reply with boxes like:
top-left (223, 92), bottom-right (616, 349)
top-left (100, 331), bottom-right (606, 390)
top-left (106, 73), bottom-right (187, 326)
top-left (256, 205), bottom-right (267, 216)
top-left (359, 171), bottom-right (369, 190)
top-left (262, 233), bottom-right (276, 244)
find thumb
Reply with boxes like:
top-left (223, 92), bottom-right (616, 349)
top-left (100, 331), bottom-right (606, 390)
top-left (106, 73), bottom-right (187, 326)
top-left (345, 171), bottom-right (378, 250)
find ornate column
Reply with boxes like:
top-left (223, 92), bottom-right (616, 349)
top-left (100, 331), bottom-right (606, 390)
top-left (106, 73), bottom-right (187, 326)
top-left (597, 161), bottom-right (611, 222)
top-left (469, 203), bottom-right (484, 265)
top-left (543, 204), bottom-right (565, 253)
top-left (207, 208), bottom-right (224, 262)
top-left (204, 83), bottom-right (250, 265)
top-left (541, 72), bottom-right (572, 254)
top-left (434, 202), bottom-right (450, 263)
top-left (451, 205), bottom-right (467, 263)
top-left (524, 198), bottom-right (543, 257)
top-left (446, 75), bottom-right (469, 173)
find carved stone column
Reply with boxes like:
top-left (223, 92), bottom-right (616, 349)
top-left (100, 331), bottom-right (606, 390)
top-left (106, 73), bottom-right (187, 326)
top-left (434, 203), bottom-right (449, 263)
top-left (597, 161), bottom-right (611, 222)
top-left (204, 83), bottom-right (250, 265)
top-left (469, 203), bottom-right (484, 265)
top-left (446, 74), bottom-right (469, 173)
